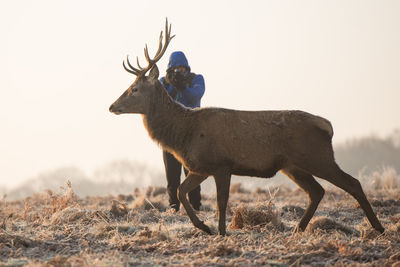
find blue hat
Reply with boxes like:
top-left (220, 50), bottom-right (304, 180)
top-left (167, 51), bottom-right (191, 72)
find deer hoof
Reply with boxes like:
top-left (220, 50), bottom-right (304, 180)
top-left (375, 226), bottom-right (385, 234)
top-left (293, 225), bottom-right (306, 234)
top-left (198, 221), bottom-right (212, 235)
top-left (203, 225), bottom-right (213, 235)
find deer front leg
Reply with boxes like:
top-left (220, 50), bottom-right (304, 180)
top-left (177, 173), bottom-right (211, 234)
top-left (214, 172), bottom-right (231, 236)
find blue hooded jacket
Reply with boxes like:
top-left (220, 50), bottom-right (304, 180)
top-left (160, 51), bottom-right (205, 108)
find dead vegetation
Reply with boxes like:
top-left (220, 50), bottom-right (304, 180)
top-left (1, 180), bottom-right (400, 266)
top-left (230, 202), bottom-right (283, 231)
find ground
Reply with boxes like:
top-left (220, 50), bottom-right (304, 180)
top-left (1, 181), bottom-right (400, 266)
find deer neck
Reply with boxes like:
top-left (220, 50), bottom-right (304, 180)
top-left (142, 83), bottom-right (193, 154)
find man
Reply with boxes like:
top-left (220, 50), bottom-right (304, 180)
top-left (159, 51), bottom-right (205, 211)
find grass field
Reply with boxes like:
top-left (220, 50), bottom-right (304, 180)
top-left (1, 178), bottom-right (400, 266)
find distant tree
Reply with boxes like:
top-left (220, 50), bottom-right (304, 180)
top-left (7, 160), bottom-right (165, 200)
top-left (334, 130), bottom-right (400, 176)
top-left (93, 159), bottom-right (163, 188)
top-left (7, 166), bottom-right (89, 199)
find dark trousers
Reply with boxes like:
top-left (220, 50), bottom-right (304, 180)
top-left (162, 151), bottom-right (201, 211)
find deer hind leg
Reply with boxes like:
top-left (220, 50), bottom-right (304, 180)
top-left (177, 173), bottom-right (211, 234)
top-left (213, 172), bottom-right (231, 236)
top-left (307, 162), bottom-right (385, 233)
top-left (282, 167), bottom-right (325, 232)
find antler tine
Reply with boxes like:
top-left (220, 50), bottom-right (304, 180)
top-left (124, 18), bottom-right (174, 76)
top-left (126, 55), bottom-right (141, 73)
top-left (144, 19), bottom-right (168, 64)
top-left (153, 31), bottom-right (163, 59)
top-left (149, 18), bottom-right (175, 63)
top-left (165, 17), bottom-right (170, 40)
top-left (123, 60), bottom-right (138, 75)
top-left (166, 18), bottom-right (176, 43)
top-left (136, 56), bottom-right (143, 70)
top-left (144, 44), bottom-right (151, 63)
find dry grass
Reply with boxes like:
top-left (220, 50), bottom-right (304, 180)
top-left (307, 217), bottom-right (356, 235)
top-left (1, 178), bottom-right (400, 266)
top-left (230, 202), bottom-right (283, 231)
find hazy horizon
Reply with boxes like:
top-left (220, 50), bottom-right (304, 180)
top-left (1, 0), bottom-right (399, 189)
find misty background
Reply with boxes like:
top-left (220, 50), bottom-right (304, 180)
top-left (3, 131), bottom-right (400, 200)
top-left (1, 1), bottom-right (399, 199)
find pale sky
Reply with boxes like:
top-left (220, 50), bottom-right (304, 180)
top-left (1, 0), bottom-right (399, 189)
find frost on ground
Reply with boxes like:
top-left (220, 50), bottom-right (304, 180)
top-left (1, 180), bottom-right (400, 267)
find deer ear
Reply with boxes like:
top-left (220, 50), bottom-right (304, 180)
top-left (149, 65), bottom-right (159, 80)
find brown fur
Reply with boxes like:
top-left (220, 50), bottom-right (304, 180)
top-left (144, 83), bottom-right (332, 177)
top-left (111, 80), bottom-right (384, 236)
top-left (109, 19), bottom-right (383, 235)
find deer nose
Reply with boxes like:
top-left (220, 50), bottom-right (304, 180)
top-left (109, 104), bottom-right (114, 112)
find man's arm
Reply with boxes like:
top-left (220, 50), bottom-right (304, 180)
top-left (181, 74), bottom-right (205, 105)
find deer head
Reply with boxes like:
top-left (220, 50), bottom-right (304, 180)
top-left (109, 19), bottom-right (175, 115)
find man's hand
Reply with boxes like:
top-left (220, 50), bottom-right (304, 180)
top-left (166, 71), bottom-right (186, 91)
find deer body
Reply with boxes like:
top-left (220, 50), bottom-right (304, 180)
top-left (110, 19), bottom-right (384, 235)
top-left (143, 83), bottom-right (333, 179)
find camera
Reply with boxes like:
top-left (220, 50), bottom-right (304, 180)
top-left (170, 70), bottom-right (185, 82)
top-left (167, 68), bottom-right (188, 89)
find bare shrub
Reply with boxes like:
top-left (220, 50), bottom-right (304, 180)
top-left (308, 217), bottom-right (355, 235)
top-left (46, 181), bottom-right (78, 214)
top-left (110, 200), bottom-right (128, 217)
top-left (358, 166), bottom-right (400, 191)
top-left (131, 195), bottom-right (166, 212)
top-left (50, 206), bottom-right (86, 225)
top-left (230, 202), bottom-right (283, 230)
top-left (371, 166), bottom-right (399, 190)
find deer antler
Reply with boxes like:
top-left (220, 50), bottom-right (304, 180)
top-left (123, 18), bottom-right (175, 77)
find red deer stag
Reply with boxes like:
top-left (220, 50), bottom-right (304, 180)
top-left (109, 19), bottom-right (384, 236)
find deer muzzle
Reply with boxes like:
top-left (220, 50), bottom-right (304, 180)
top-left (109, 104), bottom-right (122, 115)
